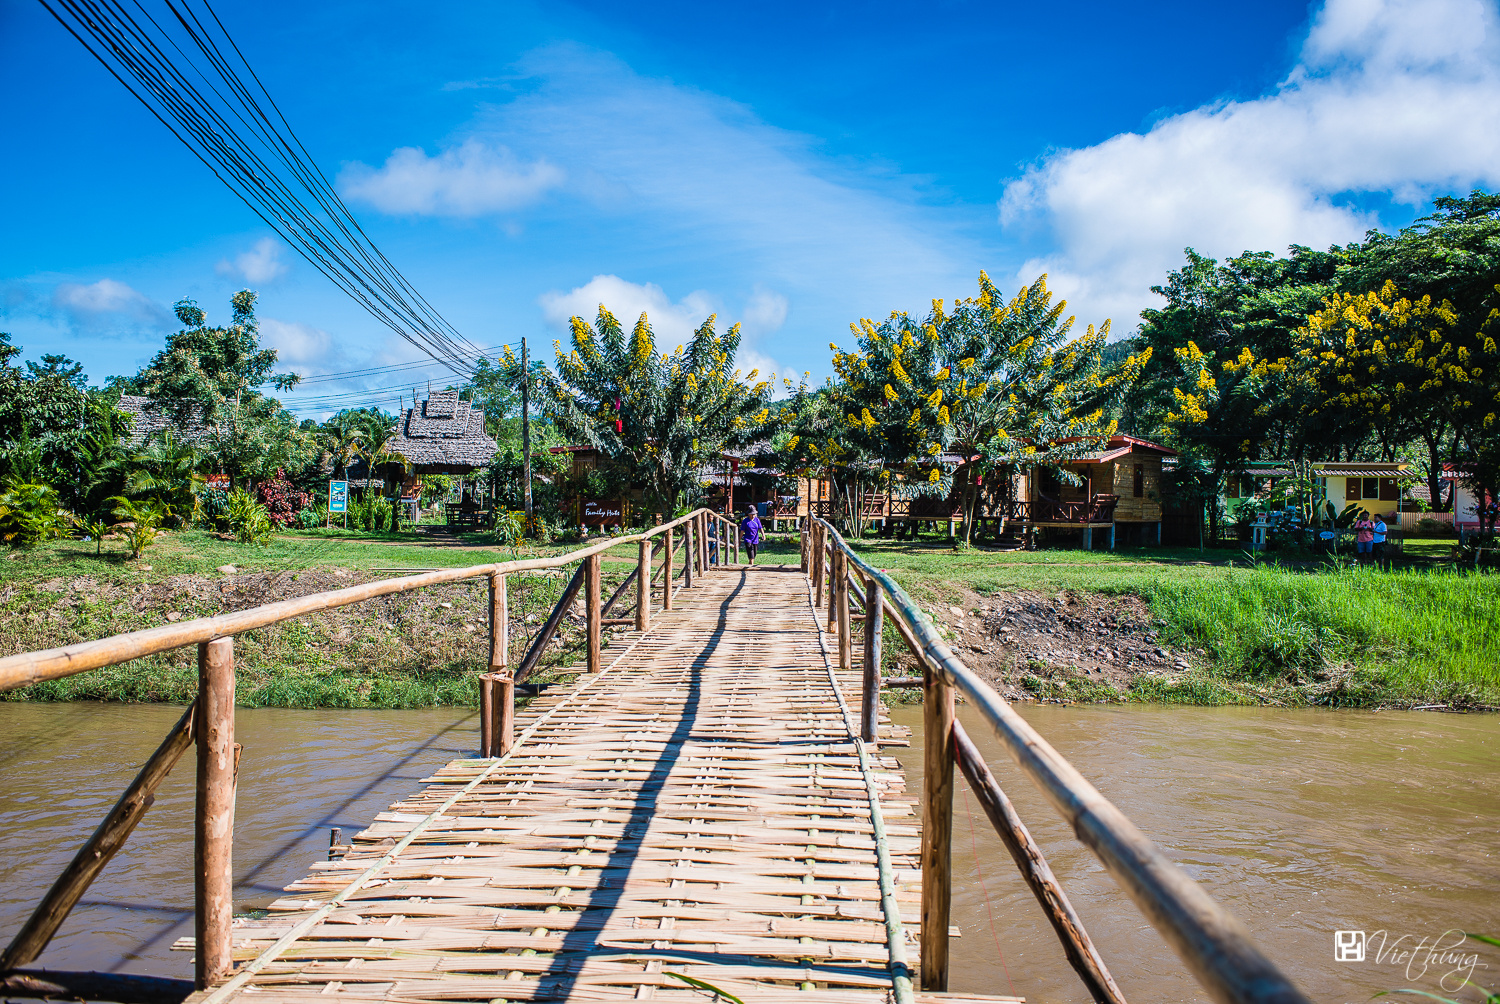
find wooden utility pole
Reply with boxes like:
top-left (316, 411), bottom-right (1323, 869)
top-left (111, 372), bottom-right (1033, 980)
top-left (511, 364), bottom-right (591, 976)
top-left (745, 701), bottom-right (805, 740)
top-left (521, 337), bottom-right (532, 521)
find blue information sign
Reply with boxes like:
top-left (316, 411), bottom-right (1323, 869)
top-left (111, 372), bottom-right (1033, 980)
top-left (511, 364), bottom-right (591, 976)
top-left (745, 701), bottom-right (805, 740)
top-left (328, 480), bottom-right (348, 513)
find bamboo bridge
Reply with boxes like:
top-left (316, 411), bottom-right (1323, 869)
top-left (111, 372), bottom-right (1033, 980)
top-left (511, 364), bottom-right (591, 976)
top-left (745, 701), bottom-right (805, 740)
top-left (0, 512), bottom-right (1313, 1004)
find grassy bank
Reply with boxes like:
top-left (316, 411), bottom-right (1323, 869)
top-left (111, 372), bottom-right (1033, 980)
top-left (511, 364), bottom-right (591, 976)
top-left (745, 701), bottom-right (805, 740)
top-left (4, 530), bottom-right (1494, 710)
top-left (0, 531), bottom-right (644, 708)
top-left (783, 535), bottom-right (1500, 709)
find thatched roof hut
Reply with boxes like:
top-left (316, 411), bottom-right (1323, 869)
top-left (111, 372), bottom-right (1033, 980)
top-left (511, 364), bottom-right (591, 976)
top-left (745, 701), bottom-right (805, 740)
top-left (117, 395), bottom-right (212, 448)
top-left (389, 391), bottom-right (497, 473)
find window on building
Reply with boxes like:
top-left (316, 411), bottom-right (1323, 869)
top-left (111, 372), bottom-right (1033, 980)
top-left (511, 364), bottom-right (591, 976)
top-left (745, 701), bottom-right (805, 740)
top-left (1133, 464), bottom-right (1144, 497)
top-left (1362, 477), bottom-right (1379, 499)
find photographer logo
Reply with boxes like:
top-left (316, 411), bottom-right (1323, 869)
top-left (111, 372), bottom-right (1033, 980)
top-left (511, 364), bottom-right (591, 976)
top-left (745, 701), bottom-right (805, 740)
top-left (1335, 931), bottom-right (1366, 962)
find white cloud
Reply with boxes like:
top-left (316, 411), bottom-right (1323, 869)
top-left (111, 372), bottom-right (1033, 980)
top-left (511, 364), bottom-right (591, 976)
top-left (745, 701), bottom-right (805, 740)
top-left (339, 139), bottom-right (564, 216)
top-left (539, 274), bottom-right (789, 378)
top-left (260, 317), bottom-right (332, 365)
top-left (217, 237), bottom-right (288, 284)
top-left (999, 0), bottom-right (1500, 329)
top-left (51, 279), bottom-right (170, 329)
top-left (539, 274), bottom-right (717, 350)
top-left (741, 285), bottom-right (789, 337)
top-left (483, 46), bottom-right (976, 305)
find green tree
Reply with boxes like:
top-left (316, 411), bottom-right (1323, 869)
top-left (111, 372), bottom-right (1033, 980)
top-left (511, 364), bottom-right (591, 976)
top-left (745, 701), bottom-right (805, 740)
top-left (539, 307), bottom-right (774, 517)
top-left (828, 273), bottom-right (1148, 543)
top-left (0, 333), bottom-right (130, 511)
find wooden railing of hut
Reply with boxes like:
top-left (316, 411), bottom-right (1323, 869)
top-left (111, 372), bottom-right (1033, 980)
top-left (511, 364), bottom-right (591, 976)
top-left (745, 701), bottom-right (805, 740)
top-left (805, 516), bottom-right (1313, 1004)
top-left (0, 509), bottom-right (735, 1004)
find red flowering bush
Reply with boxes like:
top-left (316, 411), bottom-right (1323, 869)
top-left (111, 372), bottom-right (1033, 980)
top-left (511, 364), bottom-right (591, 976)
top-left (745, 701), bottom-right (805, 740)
top-left (255, 469), bottom-right (312, 528)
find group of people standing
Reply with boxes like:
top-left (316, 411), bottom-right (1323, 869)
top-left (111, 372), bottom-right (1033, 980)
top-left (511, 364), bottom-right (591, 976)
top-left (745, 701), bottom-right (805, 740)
top-left (1352, 511), bottom-right (1390, 565)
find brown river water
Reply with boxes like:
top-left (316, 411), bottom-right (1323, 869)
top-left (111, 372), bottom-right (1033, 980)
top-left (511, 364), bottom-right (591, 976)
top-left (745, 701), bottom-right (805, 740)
top-left (0, 701), bottom-right (1496, 1003)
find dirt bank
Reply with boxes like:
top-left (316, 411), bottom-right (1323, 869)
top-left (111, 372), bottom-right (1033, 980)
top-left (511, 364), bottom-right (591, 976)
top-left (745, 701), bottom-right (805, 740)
top-left (895, 587), bottom-right (1203, 702)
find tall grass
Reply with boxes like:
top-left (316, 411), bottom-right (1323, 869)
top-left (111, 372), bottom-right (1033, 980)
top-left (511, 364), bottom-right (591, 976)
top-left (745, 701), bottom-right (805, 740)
top-left (1141, 564), bottom-right (1500, 706)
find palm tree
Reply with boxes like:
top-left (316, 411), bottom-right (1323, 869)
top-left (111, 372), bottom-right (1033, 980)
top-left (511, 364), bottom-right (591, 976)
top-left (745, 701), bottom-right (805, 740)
top-left (320, 412), bottom-right (367, 482)
top-left (125, 431), bottom-right (205, 527)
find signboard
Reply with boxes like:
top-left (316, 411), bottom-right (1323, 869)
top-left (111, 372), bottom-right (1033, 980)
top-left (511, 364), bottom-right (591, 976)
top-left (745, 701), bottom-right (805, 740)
top-left (205, 474), bottom-right (231, 491)
top-left (328, 481), bottom-right (348, 513)
top-left (580, 499), bottom-right (623, 528)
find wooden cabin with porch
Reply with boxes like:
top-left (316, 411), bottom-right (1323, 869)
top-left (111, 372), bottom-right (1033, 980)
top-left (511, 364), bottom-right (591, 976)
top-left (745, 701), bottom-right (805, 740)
top-left (1008, 436), bottom-right (1175, 548)
top-left (799, 436), bottom-right (1175, 548)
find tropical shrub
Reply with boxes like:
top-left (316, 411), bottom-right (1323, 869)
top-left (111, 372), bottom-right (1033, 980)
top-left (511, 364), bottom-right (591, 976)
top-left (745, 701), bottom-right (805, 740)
top-left (494, 509), bottom-right (525, 549)
top-left (370, 495), bottom-right (392, 532)
top-left (78, 515), bottom-right (110, 555)
top-left (108, 496), bottom-right (168, 559)
top-left (226, 489), bottom-right (273, 545)
top-left (0, 480), bottom-right (71, 546)
top-left (297, 507), bottom-right (322, 529)
top-left (198, 487), bottom-right (230, 529)
top-left (256, 468), bottom-right (312, 527)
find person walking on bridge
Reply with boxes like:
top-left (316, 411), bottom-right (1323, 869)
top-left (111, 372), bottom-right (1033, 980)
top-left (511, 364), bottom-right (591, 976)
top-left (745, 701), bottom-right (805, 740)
top-left (740, 504), bottom-right (763, 564)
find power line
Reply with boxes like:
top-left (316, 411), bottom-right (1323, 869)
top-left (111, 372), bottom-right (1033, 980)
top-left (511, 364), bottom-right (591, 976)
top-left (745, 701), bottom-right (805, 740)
top-left (39, 0), bottom-right (485, 377)
top-left (293, 343), bottom-right (515, 385)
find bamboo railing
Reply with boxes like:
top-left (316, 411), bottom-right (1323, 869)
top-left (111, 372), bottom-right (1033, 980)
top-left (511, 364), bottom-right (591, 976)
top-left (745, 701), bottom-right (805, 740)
top-left (807, 516), bottom-right (1314, 1004)
top-left (0, 509), bottom-right (729, 1004)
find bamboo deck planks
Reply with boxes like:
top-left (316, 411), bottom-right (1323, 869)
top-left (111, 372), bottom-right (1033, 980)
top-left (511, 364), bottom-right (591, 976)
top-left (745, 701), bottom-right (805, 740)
top-left (183, 565), bottom-right (1022, 1004)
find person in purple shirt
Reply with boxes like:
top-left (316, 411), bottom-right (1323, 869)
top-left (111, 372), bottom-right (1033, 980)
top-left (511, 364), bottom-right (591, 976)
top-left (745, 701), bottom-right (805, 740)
top-left (739, 504), bottom-right (763, 564)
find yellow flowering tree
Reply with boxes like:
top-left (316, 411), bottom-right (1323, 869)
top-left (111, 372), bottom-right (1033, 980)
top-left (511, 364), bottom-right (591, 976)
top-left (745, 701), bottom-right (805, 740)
top-left (531, 307), bottom-right (774, 518)
top-left (830, 272), bottom-right (1149, 543)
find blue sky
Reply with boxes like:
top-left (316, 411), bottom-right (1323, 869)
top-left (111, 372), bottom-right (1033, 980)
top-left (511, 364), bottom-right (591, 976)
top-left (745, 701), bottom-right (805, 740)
top-left (3, 0), bottom-right (1499, 417)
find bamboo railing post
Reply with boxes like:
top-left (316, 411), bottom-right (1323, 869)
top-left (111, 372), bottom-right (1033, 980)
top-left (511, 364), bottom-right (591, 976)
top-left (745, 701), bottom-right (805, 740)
top-left (498, 672), bottom-right (515, 755)
top-left (195, 637), bottom-right (236, 990)
top-left (734, 520), bottom-right (740, 565)
top-left (800, 520), bottom-right (809, 572)
top-left (479, 674), bottom-right (495, 757)
top-left (952, 721), bottom-right (1128, 1004)
top-left (812, 524), bottom-right (824, 607)
top-left (862, 575), bottom-right (883, 743)
top-left (0, 703), bottom-right (197, 972)
top-left (489, 571), bottom-right (508, 671)
top-left (684, 519), bottom-right (695, 589)
top-left (585, 553), bottom-right (602, 673)
top-left (835, 549), bottom-right (851, 672)
top-left (827, 540), bottom-right (838, 633)
top-left (920, 658), bottom-right (955, 992)
top-left (663, 528), bottom-right (674, 610)
top-left (700, 513), bottom-right (709, 573)
top-left (636, 539), bottom-right (651, 632)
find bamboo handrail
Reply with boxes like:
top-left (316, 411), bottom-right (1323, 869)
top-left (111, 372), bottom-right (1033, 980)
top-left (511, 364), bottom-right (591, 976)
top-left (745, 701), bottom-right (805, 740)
top-left (0, 510), bottom-right (711, 692)
top-left (809, 517), bottom-right (1313, 1004)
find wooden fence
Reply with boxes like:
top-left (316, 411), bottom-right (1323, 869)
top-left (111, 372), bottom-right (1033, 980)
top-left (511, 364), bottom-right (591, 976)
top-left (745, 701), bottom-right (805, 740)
top-left (0, 509), bottom-right (739, 1004)
top-left (805, 516), bottom-right (1313, 1004)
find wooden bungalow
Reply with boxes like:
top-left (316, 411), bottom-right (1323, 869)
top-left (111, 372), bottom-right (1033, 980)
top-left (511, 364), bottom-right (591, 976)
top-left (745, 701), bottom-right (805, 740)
top-left (794, 436), bottom-right (1175, 548)
top-left (1009, 435), bottom-right (1176, 548)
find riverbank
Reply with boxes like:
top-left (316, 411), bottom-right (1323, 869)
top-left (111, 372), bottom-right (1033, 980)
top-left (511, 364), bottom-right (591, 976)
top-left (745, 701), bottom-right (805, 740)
top-left (819, 537), bottom-right (1500, 710)
top-left (0, 532), bottom-right (634, 707)
top-left (3, 531), bottom-right (1496, 709)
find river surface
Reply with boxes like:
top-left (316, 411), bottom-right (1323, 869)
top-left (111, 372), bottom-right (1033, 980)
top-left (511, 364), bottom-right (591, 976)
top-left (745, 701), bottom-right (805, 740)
top-left (0, 702), bottom-right (1496, 1004)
